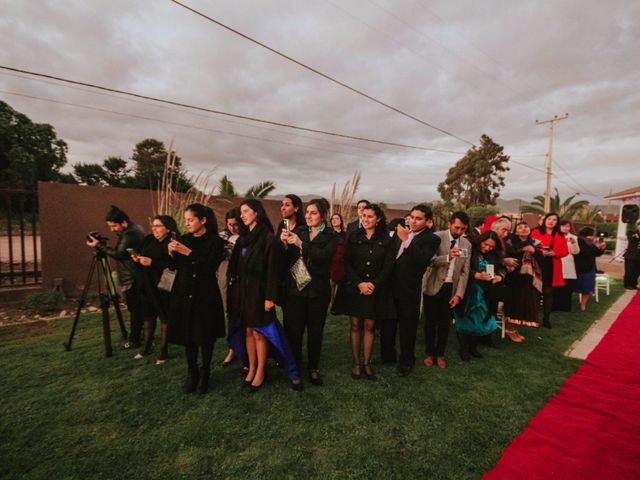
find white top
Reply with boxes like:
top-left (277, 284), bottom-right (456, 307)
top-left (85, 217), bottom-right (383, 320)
top-left (561, 233), bottom-right (580, 279)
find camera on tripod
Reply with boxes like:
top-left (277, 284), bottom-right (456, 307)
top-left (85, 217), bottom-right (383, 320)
top-left (86, 231), bottom-right (109, 244)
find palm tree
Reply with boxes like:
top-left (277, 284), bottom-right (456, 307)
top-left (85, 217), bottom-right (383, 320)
top-left (218, 175), bottom-right (237, 197)
top-left (217, 175), bottom-right (276, 199)
top-left (520, 188), bottom-right (590, 219)
top-left (245, 181), bottom-right (276, 199)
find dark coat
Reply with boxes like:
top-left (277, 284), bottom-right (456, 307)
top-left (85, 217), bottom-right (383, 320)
top-left (227, 224), bottom-right (280, 328)
top-left (391, 229), bottom-right (441, 302)
top-left (624, 231), bottom-right (640, 261)
top-left (575, 237), bottom-right (604, 273)
top-left (282, 226), bottom-right (339, 298)
top-left (96, 222), bottom-right (145, 288)
top-left (168, 231), bottom-right (225, 346)
top-left (339, 228), bottom-right (396, 320)
top-left (135, 234), bottom-right (172, 322)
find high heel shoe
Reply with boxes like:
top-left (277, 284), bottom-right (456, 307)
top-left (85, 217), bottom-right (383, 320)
top-left (309, 370), bottom-right (323, 386)
top-left (290, 379), bottom-right (304, 392)
top-left (363, 363), bottom-right (377, 381)
top-left (351, 364), bottom-right (362, 380)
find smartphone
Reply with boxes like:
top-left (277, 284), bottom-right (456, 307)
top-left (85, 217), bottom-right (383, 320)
top-left (126, 248), bottom-right (136, 255)
top-left (283, 219), bottom-right (290, 231)
top-left (486, 264), bottom-right (495, 278)
top-left (170, 231), bottom-right (178, 241)
top-left (460, 248), bottom-right (469, 258)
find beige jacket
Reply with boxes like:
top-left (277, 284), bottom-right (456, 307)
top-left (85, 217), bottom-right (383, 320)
top-left (423, 230), bottom-right (471, 299)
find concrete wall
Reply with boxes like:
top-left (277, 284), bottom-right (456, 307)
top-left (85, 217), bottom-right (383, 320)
top-left (38, 182), bottom-right (406, 296)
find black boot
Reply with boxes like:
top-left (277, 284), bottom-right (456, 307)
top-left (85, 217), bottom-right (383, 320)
top-left (183, 367), bottom-right (199, 394)
top-left (469, 336), bottom-right (483, 358)
top-left (457, 333), bottom-right (471, 361)
top-left (543, 317), bottom-right (552, 329)
top-left (198, 368), bottom-right (210, 394)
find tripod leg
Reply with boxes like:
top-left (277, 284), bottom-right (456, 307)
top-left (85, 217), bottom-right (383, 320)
top-left (64, 256), bottom-right (98, 351)
top-left (100, 293), bottom-right (113, 357)
top-left (112, 299), bottom-right (128, 341)
top-left (100, 256), bottom-right (128, 341)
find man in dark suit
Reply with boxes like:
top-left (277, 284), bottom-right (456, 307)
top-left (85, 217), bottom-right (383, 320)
top-left (384, 204), bottom-right (441, 376)
top-left (346, 199), bottom-right (370, 234)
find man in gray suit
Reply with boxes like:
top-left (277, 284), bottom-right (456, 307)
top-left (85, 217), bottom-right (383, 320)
top-left (422, 211), bottom-right (471, 368)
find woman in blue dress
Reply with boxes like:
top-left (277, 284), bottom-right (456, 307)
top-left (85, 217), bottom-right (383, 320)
top-left (455, 230), bottom-right (505, 361)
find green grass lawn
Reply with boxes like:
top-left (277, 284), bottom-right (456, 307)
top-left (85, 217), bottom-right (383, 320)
top-left (0, 282), bottom-right (624, 479)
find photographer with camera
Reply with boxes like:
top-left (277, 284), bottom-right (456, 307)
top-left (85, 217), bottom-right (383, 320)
top-left (86, 205), bottom-right (146, 348)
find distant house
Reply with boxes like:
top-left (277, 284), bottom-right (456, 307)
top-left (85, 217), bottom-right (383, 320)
top-left (604, 186), bottom-right (640, 258)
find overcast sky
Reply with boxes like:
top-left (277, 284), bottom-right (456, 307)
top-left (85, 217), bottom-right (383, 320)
top-left (1, 0), bottom-right (638, 204)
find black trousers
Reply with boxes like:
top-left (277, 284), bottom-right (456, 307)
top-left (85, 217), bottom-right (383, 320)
top-left (393, 296), bottom-right (421, 367)
top-left (283, 294), bottom-right (330, 371)
top-left (380, 314), bottom-right (397, 363)
top-left (624, 258), bottom-right (640, 288)
top-left (124, 286), bottom-right (143, 344)
top-left (423, 283), bottom-right (454, 357)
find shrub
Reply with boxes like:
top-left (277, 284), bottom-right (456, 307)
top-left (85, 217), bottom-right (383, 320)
top-left (596, 222), bottom-right (617, 238)
top-left (25, 289), bottom-right (65, 316)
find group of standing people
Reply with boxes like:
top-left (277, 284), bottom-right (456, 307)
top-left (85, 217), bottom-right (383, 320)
top-left (86, 198), bottom-right (608, 395)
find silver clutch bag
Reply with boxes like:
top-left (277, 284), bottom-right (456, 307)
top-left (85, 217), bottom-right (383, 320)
top-left (290, 257), bottom-right (312, 291)
top-left (157, 268), bottom-right (177, 292)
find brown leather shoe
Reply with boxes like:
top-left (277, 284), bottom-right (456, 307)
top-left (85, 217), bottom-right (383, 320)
top-left (423, 356), bottom-right (434, 367)
top-left (436, 357), bottom-right (447, 369)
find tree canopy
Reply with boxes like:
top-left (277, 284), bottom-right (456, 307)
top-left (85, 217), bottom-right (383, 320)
top-left (0, 100), bottom-right (69, 188)
top-left (217, 175), bottom-right (276, 198)
top-left (437, 134), bottom-right (510, 209)
top-left (131, 139), bottom-right (191, 192)
top-left (520, 188), bottom-right (591, 219)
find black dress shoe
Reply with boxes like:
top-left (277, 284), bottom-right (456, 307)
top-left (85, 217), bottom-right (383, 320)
top-left (397, 364), bottom-right (412, 377)
top-left (197, 369), bottom-right (210, 394)
top-left (182, 368), bottom-right (199, 394)
top-left (309, 370), bottom-right (323, 386)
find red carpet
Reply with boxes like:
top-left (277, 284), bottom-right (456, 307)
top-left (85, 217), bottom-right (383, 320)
top-left (484, 292), bottom-right (640, 480)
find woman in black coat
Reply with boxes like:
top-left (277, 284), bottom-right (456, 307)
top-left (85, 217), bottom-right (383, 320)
top-left (130, 214), bottom-right (178, 363)
top-left (340, 204), bottom-right (395, 381)
top-left (280, 198), bottom-right (338, 386)
top-left (168, 203), bottom-right (225, 394)
top-left (574, 227), bottom-right (606, 311)
top-left (227, 199), bottom-right (301, 393)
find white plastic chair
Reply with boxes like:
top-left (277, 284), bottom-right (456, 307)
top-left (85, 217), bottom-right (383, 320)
top-left (594, 273), bottom-right (610, 303)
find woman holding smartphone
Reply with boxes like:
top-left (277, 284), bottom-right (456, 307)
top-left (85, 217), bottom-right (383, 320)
top-left (131, 215), bottom-right (179, 363)
top-left (218, 207), bottom-right (240, 366)
top-left (574, 227), bottom-right (606, 311)
top-left (454, 230), bottom-right (505, 360)
top-left (168, 204), bottom-right (226, 394)
top-left (280, 199), bottom-right (338, 386)
top-left (531, 213), bottom-right (568, 328)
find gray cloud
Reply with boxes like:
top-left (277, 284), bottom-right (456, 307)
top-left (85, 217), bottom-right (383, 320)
top-left (1, 0), bottom-right (638, 204)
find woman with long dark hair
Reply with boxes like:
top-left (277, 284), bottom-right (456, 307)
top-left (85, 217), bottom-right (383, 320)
top-left (227, 199), bottom-right (302, 392)
top-left (554, 220), bottom-right (580, 312)
top-left (530, 213), bottom-right (568, 328)
top-left (504, 222), bottom-right (544, 342)
top-left (329, 212), bottom-right (346, 305)
top-left (168, 204), bottom-right (226, 394)
top-left (280, 199), bottom-right (338, 386)
top-left (131, 215), bottom-right (179, 363)
top-left (454, 230), bottom-right (505, 360)
top-left (340, 204), bottom-right (395, 381)
top-left (218, 207), bottom-right (241, 367)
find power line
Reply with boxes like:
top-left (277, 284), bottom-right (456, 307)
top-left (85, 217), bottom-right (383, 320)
top-left (553, 157), bottom-right (600, 198)
top-left (0, 65), bottom-right (462, 154)
top-left (168, 0), bottom-right (475, 146)
top-left (0, 71), bottom-right (382, 155)
top-left (0, 90), bottom-right (400, 161)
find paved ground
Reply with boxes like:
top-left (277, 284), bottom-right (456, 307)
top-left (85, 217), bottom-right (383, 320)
top-left (596, 254), bottom-right (624, 279)
top-left (566, 289), bottom-right (637, 360)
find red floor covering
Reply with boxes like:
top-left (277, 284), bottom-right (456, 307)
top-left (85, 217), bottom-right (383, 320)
top-left (484, 292), bottom-right (640, 480)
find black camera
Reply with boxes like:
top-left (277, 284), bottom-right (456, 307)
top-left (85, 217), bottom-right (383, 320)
top-left (87, 231), bottom-right (109, 243)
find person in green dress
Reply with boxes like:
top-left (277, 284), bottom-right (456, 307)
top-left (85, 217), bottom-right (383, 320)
top-left (455, 230), bottom-right (505, 361)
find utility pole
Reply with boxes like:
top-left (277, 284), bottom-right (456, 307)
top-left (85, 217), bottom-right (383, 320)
top-left (535, 113), bottom-right (569, 212)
